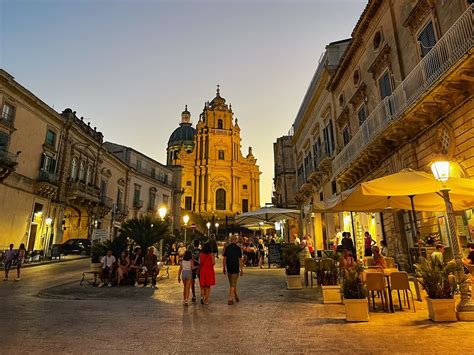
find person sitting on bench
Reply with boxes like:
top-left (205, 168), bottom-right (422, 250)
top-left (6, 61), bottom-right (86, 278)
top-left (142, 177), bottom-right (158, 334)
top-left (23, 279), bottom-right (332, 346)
top-left (130, 247), bottom-right (144, 287)
top-left (99, 249), bottom-right (116, 288)
top-left (143, 246), bottom-right (158, 288)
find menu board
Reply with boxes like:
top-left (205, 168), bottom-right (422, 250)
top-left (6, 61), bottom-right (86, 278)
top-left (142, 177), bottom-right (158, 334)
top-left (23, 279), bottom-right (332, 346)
top-left (267, 244), bottom-right (282, 268)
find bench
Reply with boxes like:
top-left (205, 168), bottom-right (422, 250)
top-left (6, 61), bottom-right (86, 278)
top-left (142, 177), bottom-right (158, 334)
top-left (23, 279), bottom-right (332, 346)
top-left (80, 271), bottom-right (100, 286)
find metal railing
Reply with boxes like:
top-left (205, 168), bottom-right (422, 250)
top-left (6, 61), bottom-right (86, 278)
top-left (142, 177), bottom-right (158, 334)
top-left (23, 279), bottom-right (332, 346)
top-left (332, 5), bottom-right (474, 177)
top-left (0, 150), bottom-right (18, 166)
top-left (38, 169), bottom-right (57, 183)
top-left (133, 199), bottom-right (144, 209)
top-left (67, 180), bottom-right (100, 198)
top-left (100, 195), bottom-right (113, 209)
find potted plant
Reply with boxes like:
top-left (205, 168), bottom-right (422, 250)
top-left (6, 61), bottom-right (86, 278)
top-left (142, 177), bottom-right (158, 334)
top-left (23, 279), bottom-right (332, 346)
top-left (282, 244), bottom-right (303, 289)
top-left (415, 258), bottom-right (457, 322)
top-left (317, 254), bottom-right (341, 304)
top-left (342, 267), bottom-right (368, 321)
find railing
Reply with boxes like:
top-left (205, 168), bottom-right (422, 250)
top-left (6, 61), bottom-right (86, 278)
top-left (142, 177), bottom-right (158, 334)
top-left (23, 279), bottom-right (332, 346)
top-left (332, 5), bottom-right (474, 177)
top-left (38, 169), bottom-right (57, 184)
top-left (0, 149), bottom-right (18, 166)
top-left (67, 180), bottom-right (100, 199)
top-left (133, 199), bottom-right (144, 209)
top-left (114, 203), bottom-right (128, 214)
top-left (136, 165), bottom-right (170, 185)
top-left (100, 195), bottom-right (113, 209)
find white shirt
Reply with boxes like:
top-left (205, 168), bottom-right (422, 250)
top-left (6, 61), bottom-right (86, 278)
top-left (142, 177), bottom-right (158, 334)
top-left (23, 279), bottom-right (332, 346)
top-left (101, 255), bottom-right (116, 269)
top-left (335, 232), bottom-right (343, 246)
top-left (294, 237), bottom-right (301, 245)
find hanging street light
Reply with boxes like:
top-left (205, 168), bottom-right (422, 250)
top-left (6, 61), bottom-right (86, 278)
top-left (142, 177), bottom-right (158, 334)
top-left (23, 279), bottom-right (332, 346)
top-left (431, 160), bottom-right (474, 320)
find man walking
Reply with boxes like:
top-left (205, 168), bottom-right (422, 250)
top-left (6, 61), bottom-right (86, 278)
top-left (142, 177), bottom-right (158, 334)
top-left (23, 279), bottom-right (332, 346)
top-left (223, 234), bottom-right (243, 305)
top-left (3, 244), bottom-right (16, 281)
top-left (191, 239), bottom-right (201, 302)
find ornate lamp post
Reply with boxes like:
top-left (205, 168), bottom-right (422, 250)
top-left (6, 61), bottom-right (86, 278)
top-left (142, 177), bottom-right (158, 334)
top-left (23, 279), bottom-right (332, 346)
top-left (206, 222), bottom-right (211, 237)
top-left (431, 160), bottom-right (474, 320)
top-left (183, 214), bottom-right (190, 245)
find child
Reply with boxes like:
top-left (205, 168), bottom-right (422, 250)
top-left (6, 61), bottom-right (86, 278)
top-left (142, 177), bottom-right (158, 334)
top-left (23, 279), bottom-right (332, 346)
top-left (178, 250), bottom-right (195, 306)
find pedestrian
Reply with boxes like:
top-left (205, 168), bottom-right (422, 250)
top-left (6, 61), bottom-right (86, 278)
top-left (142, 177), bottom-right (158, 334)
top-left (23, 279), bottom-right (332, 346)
top-left (3, 244), bottom-right (16, 281)
top-left (430, 244), bottom-right (445, 269)
top-left (199, 242), bottom-right (216, 305)
top-left (364, 232), bottom-right (376, 256)
top-left (143, 247), bottom-right (158, 288)
top-left (294, 234), bottom-right (301, 245)
top-left (380, 240), bottom-right (389, 257)
top-left (307, 236), bottom-right (315, 258)
top-left (223, 234), bottom-right (243, 305)
top-left (209, 234), bottom-right (219, 259)
top-left (257, 238), bottom-right (265, 269)
top-left (178, 250), bottom-right (195, 305)
top-left (99, 249), bottom-right (116, 288)
top-left (191, 239), bottom-right (201, 302)
top-left (341, 232), bottom-right (355, 256)
top-left (130, 246), bottom-right (144, 287)
top-left (177, 242), bottom-right (186, 263)
top-left (169, 243), bottom-right (178, 265)
top-left (16, 243), bottom-right (26, 281)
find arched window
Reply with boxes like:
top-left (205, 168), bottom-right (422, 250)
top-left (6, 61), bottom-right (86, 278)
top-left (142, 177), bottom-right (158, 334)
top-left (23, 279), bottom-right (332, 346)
top-left (71, 158), bottom-right (77, 180)
top-left (218, 150), bottom-right (225, 160)
top-left (79, 161), bottom-right (85, 181)
top-left (86, 164), bottom-right (93, 184)
top-left (217, 119), bottom-right (223, 129)
top-left (216, 189), bottom-right (226, 210)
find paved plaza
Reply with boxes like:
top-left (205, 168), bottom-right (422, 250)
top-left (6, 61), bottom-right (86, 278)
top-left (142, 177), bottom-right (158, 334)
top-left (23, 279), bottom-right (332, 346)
top-left (0, 258), bottom-right (473, 354)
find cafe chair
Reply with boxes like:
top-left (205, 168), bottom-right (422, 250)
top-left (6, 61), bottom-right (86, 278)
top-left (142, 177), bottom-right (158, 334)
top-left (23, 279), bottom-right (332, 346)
top-left (385, 257), bottom-right (396, 268)
top-left (365, 272), bottom-right (388, 312)
top-left (304, 258), bottom-right (317, 287)
top-left (390, 272), bottom-right (415, 312)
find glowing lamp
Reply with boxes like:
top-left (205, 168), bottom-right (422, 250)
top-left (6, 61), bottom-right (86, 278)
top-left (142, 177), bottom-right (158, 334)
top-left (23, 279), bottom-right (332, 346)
top-left (183, 214), bottom-right (190, 225)
top-left (431, 161), bottom-right (450, 182)
top-left (158, 207), bottom-right (167, 220)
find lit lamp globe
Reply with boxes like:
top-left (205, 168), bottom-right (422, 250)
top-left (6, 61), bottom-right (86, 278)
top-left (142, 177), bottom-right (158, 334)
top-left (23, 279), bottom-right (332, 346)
top-left (431, 160), bottom-right (450, 182)
top-left (215, 222), bottom-right (219, 228)
top-left (158, 207), bottom-right (167, 220)
top-left (183, 214), bottom-right (190, 225)
top-left (45, 217), bottom-right (53, 226)
top-left (206, 222), bottom-right (211, 229)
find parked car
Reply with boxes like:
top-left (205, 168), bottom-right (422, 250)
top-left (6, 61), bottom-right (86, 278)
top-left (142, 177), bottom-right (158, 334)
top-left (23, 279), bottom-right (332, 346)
top-left (61, 239), bottom-right (91, 256)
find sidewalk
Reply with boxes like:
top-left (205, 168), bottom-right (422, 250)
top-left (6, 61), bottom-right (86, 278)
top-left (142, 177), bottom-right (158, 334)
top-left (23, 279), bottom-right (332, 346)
top-left (2, 254), bottom-right (88, 269)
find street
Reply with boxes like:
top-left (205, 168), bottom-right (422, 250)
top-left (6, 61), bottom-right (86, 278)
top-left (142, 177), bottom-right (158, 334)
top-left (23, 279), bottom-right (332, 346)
top-left (0, 258), bottom-right (473, 354)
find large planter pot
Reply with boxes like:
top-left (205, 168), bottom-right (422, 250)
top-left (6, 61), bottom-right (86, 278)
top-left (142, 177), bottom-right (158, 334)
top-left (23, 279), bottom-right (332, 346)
top-left (90, 262), bottom-right (102, 272)
top-left (427, 297), bottom-right (457, 322)
top-left (286, 275), bottom-right (302, 290)
top-left (345, 298), bottom-right (369, 322)
top-left (322, 285), bottom-right (341, 304)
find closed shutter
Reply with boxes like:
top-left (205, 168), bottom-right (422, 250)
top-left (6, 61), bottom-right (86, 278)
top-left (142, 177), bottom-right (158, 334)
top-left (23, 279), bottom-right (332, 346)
top-left (379, 72), bottom-right (392, 100)
top-left (418, 21), bottom-right (436, 57)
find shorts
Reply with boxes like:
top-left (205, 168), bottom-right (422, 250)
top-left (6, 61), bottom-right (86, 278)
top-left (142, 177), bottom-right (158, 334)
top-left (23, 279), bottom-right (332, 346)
top-left (182, 270), bottom-right (192, 280)
top-left (4, 261), bottom-right (13, 271)
top-left (227, 273), bottom-right (239, 288)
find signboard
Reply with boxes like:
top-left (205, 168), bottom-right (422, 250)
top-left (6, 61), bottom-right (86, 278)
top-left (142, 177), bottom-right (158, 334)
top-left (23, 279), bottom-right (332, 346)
top-left (92, 229), bottom-right (108, 243)
top-left (191, 223), bottom-right (196, 229)
top-left (267, 244), bottom-right (282, 268)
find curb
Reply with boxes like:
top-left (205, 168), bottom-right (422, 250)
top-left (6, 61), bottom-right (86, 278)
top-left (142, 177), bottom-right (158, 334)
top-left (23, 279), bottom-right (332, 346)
top-left (37, 291), bottom-right (90, 301)
top-left (21, 256), bottom-right (89, 269)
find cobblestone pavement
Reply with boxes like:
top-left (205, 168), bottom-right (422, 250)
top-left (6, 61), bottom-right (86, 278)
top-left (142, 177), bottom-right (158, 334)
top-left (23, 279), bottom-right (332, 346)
top-left (1, 258), bottom-right (474, 354)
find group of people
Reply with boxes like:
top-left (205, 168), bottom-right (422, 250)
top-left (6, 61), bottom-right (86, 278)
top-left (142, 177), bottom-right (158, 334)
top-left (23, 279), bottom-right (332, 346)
top-left (2, 243), bottom-right (27, 281)
top-left (177, 234), bottom-right (244, 306)
top-left (98, 246), bottom-right (158, 288)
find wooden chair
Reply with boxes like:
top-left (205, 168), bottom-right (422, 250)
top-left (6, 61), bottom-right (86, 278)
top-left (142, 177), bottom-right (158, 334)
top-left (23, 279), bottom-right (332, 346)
top-left (390, 272), bottom-right (415, 312)
top-left (365, 272), bottom-right (387, 311)
top-left (304, 258), bottom-right (317, 287)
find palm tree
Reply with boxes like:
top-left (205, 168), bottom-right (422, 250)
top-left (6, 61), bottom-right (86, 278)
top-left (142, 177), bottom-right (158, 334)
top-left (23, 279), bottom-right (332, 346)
top-left (119, 215), bottom-right (170, 251)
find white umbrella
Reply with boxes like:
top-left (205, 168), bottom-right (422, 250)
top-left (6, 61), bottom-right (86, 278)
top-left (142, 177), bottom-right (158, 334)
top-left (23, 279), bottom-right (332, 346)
top-left (235, 207), bottom-right (300, 225)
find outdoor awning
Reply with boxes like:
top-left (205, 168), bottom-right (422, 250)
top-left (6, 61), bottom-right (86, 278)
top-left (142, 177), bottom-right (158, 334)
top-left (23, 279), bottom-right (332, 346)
top-left (235, 207), bottom-right (300, 224)
top-left (313, 186), bottom-right (392, 212)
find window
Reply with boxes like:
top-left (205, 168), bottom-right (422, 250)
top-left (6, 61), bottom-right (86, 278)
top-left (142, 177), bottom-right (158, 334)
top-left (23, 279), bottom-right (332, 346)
top-left (162, 194), bottom-right (169, 207)
top-left (186, 180), bottom-right (192, 186)
top-left (45, 130), bottom-right (56, 147)
top-left (185, 196), bottom-right (192, 211)
top-left (418, 21), bottom-right (436, 57)
top-left (373, 31), bottom-right (382, 50)
top-left (151, 167), bottom-right (156, 179)
top-left (100, 180), bottom-right (107, 200)
top-left (242, 184), bottom-right (248, 190)
top-left (116, 188), bottom-right (123, 206)
top-left (71, 158), bottom-right (78, 179)
top-left (342, 126), bottom-right (351, 146)
top-left (323, 120), bottom-right (335, 156)
top-left (319, 191), bottom-right (324, 201)
top-left (79, 161), bottom-right (85, 181)
top-left (1, 104), bottom-right (14, 122)
top-left (86, 164), bottom-right (92, 184)
top-left (217, 119), bottom-right (223, 129)
top-left (218, 150), bottom-right (225, 160)
top-left (378, 71), bottom-right (392, 100)
top-left (216, 189), bottom-right (226, 210)
top-left (338, 94), bottom-right (344, 107)
top-left (0, 132), bottom-right (9, 151)
top-left (149, 190), bottom-right (156, 210)
top-left (357, 106), bottom-right (367, 126)
top-left (41, 153), bottom-right (56, 173)
top-left (242, 199), bottom-right (249, 213)
top-left (164, 174), bottom-right (169, 184)
top-left (134, 185), bottom-right (141, 204)
top-left (331, 181), bottom-right (337, 195)
top-left (136, 159), bottom-right (142, 171)
top-left (353, 70), bottom-right (360, 86)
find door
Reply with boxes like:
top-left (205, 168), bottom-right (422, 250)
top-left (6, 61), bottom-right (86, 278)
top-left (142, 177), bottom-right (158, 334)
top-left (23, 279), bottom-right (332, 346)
top-left (28, 224), bottom-right (38, 251)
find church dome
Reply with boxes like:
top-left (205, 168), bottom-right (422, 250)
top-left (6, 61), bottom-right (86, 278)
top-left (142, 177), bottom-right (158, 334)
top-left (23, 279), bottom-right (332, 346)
top-left (167, 123), bottom-right (196, 147)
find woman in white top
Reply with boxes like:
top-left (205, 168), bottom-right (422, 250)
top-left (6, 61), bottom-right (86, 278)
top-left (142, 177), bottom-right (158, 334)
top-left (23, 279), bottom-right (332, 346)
top-left (178, 250), bottom-right (195, 306)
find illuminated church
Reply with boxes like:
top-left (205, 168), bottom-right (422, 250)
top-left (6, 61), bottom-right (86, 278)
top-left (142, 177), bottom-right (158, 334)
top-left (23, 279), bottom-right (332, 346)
top-left (167, 86), bottom-right (261, 221)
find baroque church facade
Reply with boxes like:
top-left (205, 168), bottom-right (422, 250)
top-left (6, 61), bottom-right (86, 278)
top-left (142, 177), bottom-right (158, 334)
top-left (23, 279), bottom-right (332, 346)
top-left (167, 87), bottom-right (261, 221)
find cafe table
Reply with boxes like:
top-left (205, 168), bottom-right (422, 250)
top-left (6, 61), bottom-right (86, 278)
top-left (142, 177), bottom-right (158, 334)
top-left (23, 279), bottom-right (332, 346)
top-left (363, 267), bottom-right (399, 313)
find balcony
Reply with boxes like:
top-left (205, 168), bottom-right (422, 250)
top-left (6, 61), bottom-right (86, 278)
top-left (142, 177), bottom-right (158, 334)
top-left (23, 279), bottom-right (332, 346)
top-left (332, 5), bottom-right (474, 185)
top-left (36, 169), bottom-right (58, 198)
top-left (66, 180), bottom-right (100, 204)
top-left (0, 149), bottom-right (18, 182)
top-left (133, 199), bottom-right (144, 209)
top-left (96, 195), bottom-right (113, 218)
top-left (113, 203), bottom-right (128, 222)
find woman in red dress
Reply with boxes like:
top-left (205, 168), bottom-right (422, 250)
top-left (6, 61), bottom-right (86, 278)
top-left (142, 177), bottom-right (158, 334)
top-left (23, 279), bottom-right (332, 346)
top-left (199, 242), bottom-right (216, 305)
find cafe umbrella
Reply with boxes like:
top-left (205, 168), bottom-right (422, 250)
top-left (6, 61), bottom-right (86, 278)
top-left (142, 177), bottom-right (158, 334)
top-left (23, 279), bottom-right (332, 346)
top-left (235, 207), bottom-right (300, 224)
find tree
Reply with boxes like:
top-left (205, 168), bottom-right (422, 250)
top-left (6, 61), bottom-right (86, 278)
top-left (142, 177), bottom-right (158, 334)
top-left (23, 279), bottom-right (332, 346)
top-left (119, 215), bottom-right (170, 251)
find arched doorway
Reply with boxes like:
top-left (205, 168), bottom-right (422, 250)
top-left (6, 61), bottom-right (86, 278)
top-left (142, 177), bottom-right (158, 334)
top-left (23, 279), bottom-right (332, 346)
top-left (216, 188), bottom-right (226, 210)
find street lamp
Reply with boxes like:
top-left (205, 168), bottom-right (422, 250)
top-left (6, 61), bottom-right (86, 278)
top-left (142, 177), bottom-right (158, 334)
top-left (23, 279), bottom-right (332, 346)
top-left (206, 222), bottom-right (211, 237)
top-left (215, 222), bottom-right (219, 238)
top-left (431, 160), bottom-right (474, 319)
top-left (158, 206), bottom-right (167, 221)
top-left (183, 214), bottom-right (190, 245)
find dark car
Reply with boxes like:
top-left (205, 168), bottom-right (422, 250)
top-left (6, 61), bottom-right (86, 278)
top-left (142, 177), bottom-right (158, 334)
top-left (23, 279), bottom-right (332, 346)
top-left (61, 239), bottom-right (91, 256)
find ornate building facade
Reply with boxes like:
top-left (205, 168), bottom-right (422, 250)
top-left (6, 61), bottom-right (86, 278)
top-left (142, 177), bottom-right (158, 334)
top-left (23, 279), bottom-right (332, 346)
top-left (167, 87), bottom-right (261, 223)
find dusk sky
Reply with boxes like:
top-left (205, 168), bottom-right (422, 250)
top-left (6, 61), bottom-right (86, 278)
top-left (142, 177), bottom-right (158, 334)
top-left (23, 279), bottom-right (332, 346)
top-left (1, 0), bottom-right (366, 204)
